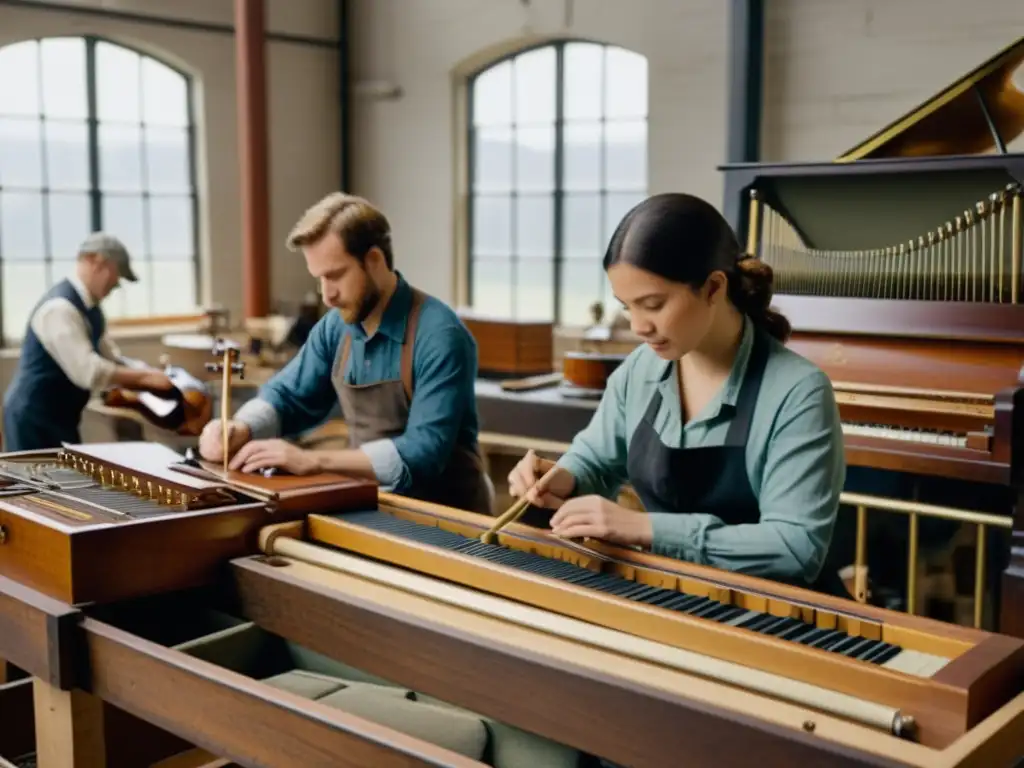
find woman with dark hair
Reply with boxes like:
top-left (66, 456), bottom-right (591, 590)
top-left (508, 192), bottom-right (846, 592)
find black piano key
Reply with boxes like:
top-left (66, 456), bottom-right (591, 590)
top-left (660, 594), bottom-right (707, 612)
top-left (846, 638), bottom-right (884, 660)
top-left (790, 627), bottom-right (828, 645)
top-left (814, 632), bottom-right (850, 651)
top-left (696, 603), bottom-right (735, 621)
top-left (711, 606), bottom-right (747, 624)
top-left (863, 644), bottom-right (902, 666)
top-left (737, 613), bottom-right (778, 632)
top-left (763, 617), bottom-right (804, 636)
top-left (629, 585), bottom-right (671, 604)
top-left (830, 636), bottom-right (866, 655)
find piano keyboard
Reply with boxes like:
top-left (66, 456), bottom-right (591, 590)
top-left (338, 510), bottom-right (949, 678)
top-left (842, 422), bottom-right (968, 447)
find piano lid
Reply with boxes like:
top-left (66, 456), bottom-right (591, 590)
top-left (836, 36), bottom-right (1024, 162)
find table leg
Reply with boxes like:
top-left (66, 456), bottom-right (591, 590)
top-left (32, 679), bottom-right (105, 767)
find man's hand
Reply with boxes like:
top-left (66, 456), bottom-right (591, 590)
top-left (198, 419), bottom-right (251, 462)
top-left (549, 495), bottom-right (652, 548)
top-left (229, 439), bottom-right (320, 475)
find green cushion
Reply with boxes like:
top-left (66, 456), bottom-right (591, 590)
top-left (319, 684), bottom-right (489, 760)
top-left (261, 670), bottom-right (347, 700)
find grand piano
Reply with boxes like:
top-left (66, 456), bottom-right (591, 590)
top-left (719, 35), bottom-right (1024, 636)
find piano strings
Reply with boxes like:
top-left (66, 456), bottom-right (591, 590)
top-left (748, 184), bottom-right (1023, 303)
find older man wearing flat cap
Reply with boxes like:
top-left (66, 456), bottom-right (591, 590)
top-left (2, 233), bottom-right (174, 451)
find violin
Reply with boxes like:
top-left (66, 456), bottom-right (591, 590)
top-left (562, 351), bottom-right (628, 391)
top-left (102, 357), bottom-right (213, 436)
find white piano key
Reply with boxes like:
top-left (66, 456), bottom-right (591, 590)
top-left (882, 649), bottom-right (950, 677)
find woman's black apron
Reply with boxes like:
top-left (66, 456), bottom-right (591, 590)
top-left (624, 330), bottom-right (845, 597)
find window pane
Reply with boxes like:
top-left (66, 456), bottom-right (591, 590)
top-left (151, 261), bottom-right (198, 314)
top-left (142, 57), bottom-right (188, 127)
top-left (514, 47), bottom-right (555, 125)
top-left (604, 192), bottom-right (645, 246)
top-left (562, 193), bottom-right (602, 259)
top-left (559, 259), bottom-right (605, 326)
top-left (1, 191), bottom-right (45, 259)
top-left (471, 259), bottom-right (512, 317)
top-left (515, 125), bottom-right (554, 192)
top-left (0, 41), bottom-right (40, 117)
top-left (563, 123), bottom-right (601, 192)
top-left (45, 120), bottom-right (90, 190)
top-left (99, 123), bottom-right (143, 191)
top-left (563, 43), bottom-right (603, 121)
top-left (48, 193), bottom-right (92, 259)
top-left (514, 259), bottom-right (554, 321)
top-left (101, 195), bottom-right (145, 256)
top-left (472, 195), bottom-right (512, 258)
top-left (148, 196), bottom-right (194, 258)
top-left (0, 118), bottom-right (43, 188)
top-left (40, 38), bottom-right (87, 119)
top-left (605, 120), bottom-right (646, 190)
top-left (515, 195), bottom-right (553, 259)
top-left (117, 260), bottom-right (151, 317)
top-left (96, 42), bottom-right (141, 123)
top-left (473, 127), bottom-right (512, 193)
top-left (145, 126), bottom-right (191, 193)
top-left (2, 262), bottom-right (48, 340)
top-left (605, 47), bottom-right (647, 119)
top-left (472, 60), bottom-right (512, 127)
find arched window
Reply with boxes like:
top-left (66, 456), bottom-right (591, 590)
top-left (467, 41), bottom-right (647, 326)
top-left (0, 36), bottom-right (198, 343)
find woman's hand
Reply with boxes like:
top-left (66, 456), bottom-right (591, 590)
top-left (549, 495), bottom-right (652, 548)
top-left (507, 449), bottom-right (575, 509)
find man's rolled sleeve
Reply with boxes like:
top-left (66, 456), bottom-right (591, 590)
top-left (252, 313), bottom-right (341, 436)
top-left (359, 438), bottom-right (407, 491)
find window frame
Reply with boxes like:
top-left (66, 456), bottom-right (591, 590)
top-left (0, 34), bottom-right (200, 344)
top-left (463, 38), bottom-right (648, 327)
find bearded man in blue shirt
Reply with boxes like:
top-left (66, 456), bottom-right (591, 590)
top-left (199, 193), bottom-right (493, 515)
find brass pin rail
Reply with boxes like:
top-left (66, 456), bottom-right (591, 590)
top-left (839, 491), bottom-right (1012, 629)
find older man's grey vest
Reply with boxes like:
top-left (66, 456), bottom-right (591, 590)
top-left (2, 279), bottom-right (105, 451)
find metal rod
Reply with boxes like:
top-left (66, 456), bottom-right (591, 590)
top-left (839, 492), bottom-right (1013, 529)
top-left (746, 190), bottom-right (761, 257)
top-left (974, 524), bottom-right (987, 629)
top-left (854, 505), bottom-right (868, 603)
top-left (906, 513), bottom-right (918, 615)
top-left (1012, 186), bottom-right (1021, 304)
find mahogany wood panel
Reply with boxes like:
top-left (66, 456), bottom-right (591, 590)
top-left (460, 316), bottom-right (554, 377)
top-left (0, 574), bottom-right (78, 687)
top-left (0, 464), bottom-right (374, 605)
top-left (842, 435), bottom-right (1009, 484)
top-left (773, 297), bottom-right (1024, 344)
top-left (81, 618), bottom-right (481, 768)
top-left (784, 332), bottom-right (1024, 395)
top-left (562, 352), bottom-right (627, 390)
top-left (230, 557), bottom-right (908, 768)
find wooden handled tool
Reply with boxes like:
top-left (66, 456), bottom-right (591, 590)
top-left (479, 463), bottom-right (561, 545)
